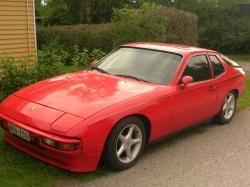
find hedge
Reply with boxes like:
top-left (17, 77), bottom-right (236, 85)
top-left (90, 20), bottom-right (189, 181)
top-left (37, 4), bottom-right (198, 52)
top-left (37, 24), bottom-right (114, 52)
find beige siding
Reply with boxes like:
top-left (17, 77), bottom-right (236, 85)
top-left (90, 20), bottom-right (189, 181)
top-left (0, 0), bottom-right (36, 60)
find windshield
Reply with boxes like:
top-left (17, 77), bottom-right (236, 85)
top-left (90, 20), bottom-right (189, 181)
top-left (95, 47), bottom-right (183, 85)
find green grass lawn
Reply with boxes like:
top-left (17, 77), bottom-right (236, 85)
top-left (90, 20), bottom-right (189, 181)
top-left (0, 66), bottom-right (249, 186)
top-left (229, 54), bottom-right (250, 62)
top-left (0, 128), bottom-right (111, 187)
top-left (0, 65), bottom-right (111, 187)
top-left (237, 77), bottom-right (250, 111)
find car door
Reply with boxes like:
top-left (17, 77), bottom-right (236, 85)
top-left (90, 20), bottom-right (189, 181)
top-left (171, 54), bottom-right (217, 132)
top-left (207, 53), bottom-right (227, 115)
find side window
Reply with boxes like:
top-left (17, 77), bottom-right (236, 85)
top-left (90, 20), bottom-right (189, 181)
top-left (209, 55), bottom-right (225, 77)
top-left (221, 54), bottom-right (240, 67)
top-left (182, 55), bottom-right (212, 82)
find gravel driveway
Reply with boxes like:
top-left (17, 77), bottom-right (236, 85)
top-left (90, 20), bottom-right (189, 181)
top-left (56, 61), bottom-right (250, 187)
top-left (239, 61), bottom-right (250, 75)
top-left (56, 110), bottom-right (250, 187)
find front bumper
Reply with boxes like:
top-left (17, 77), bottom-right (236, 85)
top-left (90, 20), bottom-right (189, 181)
top-left (0, 113), bottom-right (99, 172)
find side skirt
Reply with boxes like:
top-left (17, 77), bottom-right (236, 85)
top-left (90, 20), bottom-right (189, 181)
top-left (147, 119), bottom-right (212, 146)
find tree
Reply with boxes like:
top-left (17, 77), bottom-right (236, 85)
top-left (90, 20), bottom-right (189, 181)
top-left (40, 0), bottom-right (131, 25)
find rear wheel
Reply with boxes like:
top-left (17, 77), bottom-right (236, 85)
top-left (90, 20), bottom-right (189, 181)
top-left (215, 92), bottom-right (236, 124)
top-left (104, 117), bottom-right (146, 170)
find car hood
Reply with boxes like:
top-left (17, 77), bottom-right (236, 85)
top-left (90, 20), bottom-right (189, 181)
top-left (13, 71), bottom-right (161, 119)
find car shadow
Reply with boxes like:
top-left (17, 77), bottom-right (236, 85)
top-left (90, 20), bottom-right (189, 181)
top-left (143, 121), bottom-right (216, 155)
top-left (98, 120), bottom-right (218, 171)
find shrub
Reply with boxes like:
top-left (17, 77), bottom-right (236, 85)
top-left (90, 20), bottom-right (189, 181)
top-left (71, 46), bottom-right (90, 66)
top-left (112, 4), bottom-right (198, 46)
top-left (37, 24), bottom-right (114, 52)
top-left (160, 7), bottom-right (198, 45)
top-left (37, 4), bottom-right (198, 52)
top-left (70, 47), bottom-right (106, 66)
top-left (0, 57), bottom-right (63, 101)
top-left (199, 16), bottom-right (250, 54)
top-left (37, 41), bottom-right (70, 65)
top-left (90, 49), bottom-right (106, 62)
top-left (111, 3), bottom-right (167, 46)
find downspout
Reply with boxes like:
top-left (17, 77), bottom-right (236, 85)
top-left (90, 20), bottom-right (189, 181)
top-left (27, 0), bottom-right (37, 62)
top-left (26, 0), bottom-right (31, 59)
top-left (32, 0), bottom-right (38, 62)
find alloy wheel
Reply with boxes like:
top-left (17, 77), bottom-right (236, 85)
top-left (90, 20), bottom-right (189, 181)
top-left (116, 124), bottom-right (143, 164)
top-left (222, 93), bottom-right (235, 120)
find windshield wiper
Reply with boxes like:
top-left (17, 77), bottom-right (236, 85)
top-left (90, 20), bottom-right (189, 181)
top-left (114, 74), bottom-right (151, 83)
top-left (91, 67), bottom-right (109, 74)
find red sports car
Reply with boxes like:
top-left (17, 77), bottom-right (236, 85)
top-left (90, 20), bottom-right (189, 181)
top-left (0, 43), bottom-right (246, 172)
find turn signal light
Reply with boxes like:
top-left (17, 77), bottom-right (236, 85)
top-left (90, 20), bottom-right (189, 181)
top-left (42, 137), bottom-right (79, 151)
top-left (58, 143), bottom-right (77, 151)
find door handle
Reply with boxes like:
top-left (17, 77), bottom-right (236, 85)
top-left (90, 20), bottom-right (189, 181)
top-left (209, 85), bottom-right (217, 92)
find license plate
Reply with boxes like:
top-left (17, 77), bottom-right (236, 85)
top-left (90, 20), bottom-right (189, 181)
top-left (8, 123), bottom-right (31, 142)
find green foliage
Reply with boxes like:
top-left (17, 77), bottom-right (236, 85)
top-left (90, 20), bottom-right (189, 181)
top-left (71, 46), bottom-right (105, 66)
top-left (37, 24), bottom-right (114, 52)
top-left (0, 58), bottom-right (63, 101)
top-left (40, 0), bottom-right (130, 25)
top-left (38, 41), bottom-right (70, 65)
top-left (171, 0), bottom-right (250, 54)
top-left (37, 4), bottom-right (198, 52)
top-left (111, 3), bottom-right (198, 46)
top-left (42, 3), bottom-right (73, 26)
top-left (38, 0), bottom-right (250, 54)
top-left (111, 3), bottom-right (167, 46)
top-left (229, 54), bottom-right (250, 62)
top-left (90, 49), bottom-right (106, 61)
top-left (71, 46), bottom-right (90, 66)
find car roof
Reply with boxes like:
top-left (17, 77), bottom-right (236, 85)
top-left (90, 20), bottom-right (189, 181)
top-left (122, 42), bottom-right (217, 56)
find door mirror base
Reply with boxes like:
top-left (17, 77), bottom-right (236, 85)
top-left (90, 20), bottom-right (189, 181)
top-left (90, 60), bottom-right (98, 67)
top-left (180, 76), bottom-right (193, 88)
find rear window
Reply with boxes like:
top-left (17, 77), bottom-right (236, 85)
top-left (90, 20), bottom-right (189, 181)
top-left (221, 54), bottom-right (240, 67)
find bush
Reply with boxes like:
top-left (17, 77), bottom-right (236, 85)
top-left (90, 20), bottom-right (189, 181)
top-left (199, 16), bottom-right (250, 54)
top-left (0, 57), bottom-right (64, 101)
top-left (71, 46), bottom-right (105, 66)
top-left (37, 4), bottom-right (198, 52)
top-left (111, 3), bottom-right (167, 46)
top-left (37, 42), bottom-right (106, 66)
top-left (38, 41), bottom-right (70, 65)
top-left (71, 46), bottom-right (90, 66)
top-left (160, 7), bottom-right (198, 45)
top-left (37, 24), bottom-right (114, 52)
top-left (112, 4), bottom-right (198, 46)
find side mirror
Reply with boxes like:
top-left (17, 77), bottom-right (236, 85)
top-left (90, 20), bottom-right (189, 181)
top-left (180, 76), bottom-right (193, 88)
top-left (90, 60), bottom-right (98, 67)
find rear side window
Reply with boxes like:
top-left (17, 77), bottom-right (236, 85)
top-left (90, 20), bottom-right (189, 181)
top-left (182, 55), bottom-right (212, 82)
top-left (209, 55), bottom-right (225, 77)
top-left (221, 54), bottom-right (240, 67)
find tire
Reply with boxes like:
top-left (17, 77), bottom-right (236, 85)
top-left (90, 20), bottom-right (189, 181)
top-left (215, 92), bottom-right (236, 125)
top-left (104, 116), bottom-right (147, 171)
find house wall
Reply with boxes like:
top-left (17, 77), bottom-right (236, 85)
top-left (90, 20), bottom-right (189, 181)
top-left (0, 0), bottom-right (36, 60)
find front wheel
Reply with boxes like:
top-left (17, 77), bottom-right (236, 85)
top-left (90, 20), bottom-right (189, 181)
top-left (215, 92), bottom-right (236, 124)
top-left (104, 117), bottom-right (146, 171)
